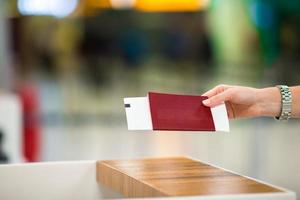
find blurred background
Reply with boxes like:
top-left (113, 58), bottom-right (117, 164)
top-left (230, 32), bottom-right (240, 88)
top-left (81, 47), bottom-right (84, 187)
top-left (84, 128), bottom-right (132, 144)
top-left (0, 0), bottom-right (300, 197)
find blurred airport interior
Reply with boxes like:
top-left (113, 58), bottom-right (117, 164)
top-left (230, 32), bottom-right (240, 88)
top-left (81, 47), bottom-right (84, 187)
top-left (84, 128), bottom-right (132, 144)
top-left (0, 0), bottom-right (300, 198)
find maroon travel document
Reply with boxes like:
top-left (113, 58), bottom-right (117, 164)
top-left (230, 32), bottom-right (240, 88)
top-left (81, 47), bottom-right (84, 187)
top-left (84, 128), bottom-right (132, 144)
top-left (148, 92), bottom-right (215, 131)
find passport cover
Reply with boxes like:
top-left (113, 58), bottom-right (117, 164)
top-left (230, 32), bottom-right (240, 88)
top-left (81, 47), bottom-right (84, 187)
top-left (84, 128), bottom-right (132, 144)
top-left (148, 92), bottom-right (215, 131)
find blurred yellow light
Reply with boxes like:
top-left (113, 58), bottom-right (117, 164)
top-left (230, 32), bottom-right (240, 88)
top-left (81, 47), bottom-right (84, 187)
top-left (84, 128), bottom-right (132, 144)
top-left (80, 0), bottom-right (210, 15)
top-left (88, 0), bottom-right (112, 9)
top-left (135, 0), bottom-right (210, 12)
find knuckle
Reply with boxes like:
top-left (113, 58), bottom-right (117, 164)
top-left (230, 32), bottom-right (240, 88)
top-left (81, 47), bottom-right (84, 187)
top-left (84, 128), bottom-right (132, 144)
top-left (216, 84), bottom-right (228, 91)
top-left (228, 88), bottom-right (237, 99)
top-left (216, 84), bottom-right (224, 89)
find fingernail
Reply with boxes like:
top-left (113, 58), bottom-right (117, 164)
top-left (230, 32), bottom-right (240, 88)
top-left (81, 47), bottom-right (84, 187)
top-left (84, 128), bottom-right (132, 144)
top-left (202, 99), bottom-right (210, 106)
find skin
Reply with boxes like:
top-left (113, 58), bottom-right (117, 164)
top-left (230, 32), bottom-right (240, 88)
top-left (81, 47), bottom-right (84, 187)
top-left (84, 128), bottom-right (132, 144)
top-left (202, 84), bottom-right (300, 119)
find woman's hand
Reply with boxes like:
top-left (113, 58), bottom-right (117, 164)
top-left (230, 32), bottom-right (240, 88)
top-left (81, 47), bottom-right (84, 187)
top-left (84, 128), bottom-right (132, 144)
top-left (202, 84), bottom-right (281, 119)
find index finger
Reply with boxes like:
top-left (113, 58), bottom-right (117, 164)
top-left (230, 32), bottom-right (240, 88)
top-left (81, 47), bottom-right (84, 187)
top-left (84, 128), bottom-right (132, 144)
top-left (202, 84), bottom-right (230, 97)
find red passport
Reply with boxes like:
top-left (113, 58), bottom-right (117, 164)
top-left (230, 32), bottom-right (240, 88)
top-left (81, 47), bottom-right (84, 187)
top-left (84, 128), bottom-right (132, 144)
top-left (124, 92), bottom-right (229, 132)
top-left (148, 92), bottom-right (215, 131)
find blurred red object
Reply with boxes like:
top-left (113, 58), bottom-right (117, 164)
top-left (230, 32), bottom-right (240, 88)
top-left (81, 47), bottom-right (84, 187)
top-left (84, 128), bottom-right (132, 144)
top-left (19, 83), bottom-right (40, 162)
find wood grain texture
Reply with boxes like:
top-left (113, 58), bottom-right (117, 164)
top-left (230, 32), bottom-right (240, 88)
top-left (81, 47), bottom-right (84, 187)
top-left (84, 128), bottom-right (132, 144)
top-left (97, 157), bottom-right (284, 198)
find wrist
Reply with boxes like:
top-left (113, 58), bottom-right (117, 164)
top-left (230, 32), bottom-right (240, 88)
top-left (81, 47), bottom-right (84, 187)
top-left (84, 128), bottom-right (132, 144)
top-left (290, 86), bottom-right (300, 117)
top-left (257, 87), bottom-right (281, 117)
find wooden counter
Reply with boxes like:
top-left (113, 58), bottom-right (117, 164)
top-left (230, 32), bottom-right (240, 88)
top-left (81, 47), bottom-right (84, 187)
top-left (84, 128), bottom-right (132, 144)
top-left (97, 157), bottom-right (285, 198)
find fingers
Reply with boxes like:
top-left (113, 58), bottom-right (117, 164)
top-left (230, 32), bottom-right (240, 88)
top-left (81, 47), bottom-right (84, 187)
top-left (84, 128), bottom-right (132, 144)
top-left (202, 84), bottom-right (229, 98)
top-left (202, 89), bottom-right (233, 107)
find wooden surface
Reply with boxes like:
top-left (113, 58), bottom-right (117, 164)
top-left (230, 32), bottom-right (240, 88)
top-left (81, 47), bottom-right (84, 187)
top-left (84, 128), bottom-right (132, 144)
top-left (97, 157), bottom-right (284, 198)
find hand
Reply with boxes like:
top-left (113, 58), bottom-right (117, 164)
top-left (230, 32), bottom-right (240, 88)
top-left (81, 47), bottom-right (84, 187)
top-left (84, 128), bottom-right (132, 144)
top-left (202, 84), bottom-right (281, 119)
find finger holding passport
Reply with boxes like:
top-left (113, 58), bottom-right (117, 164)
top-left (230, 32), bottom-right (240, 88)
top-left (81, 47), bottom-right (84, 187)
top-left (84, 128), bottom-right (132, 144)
top-left (124, 92), bottom-right (230, 132)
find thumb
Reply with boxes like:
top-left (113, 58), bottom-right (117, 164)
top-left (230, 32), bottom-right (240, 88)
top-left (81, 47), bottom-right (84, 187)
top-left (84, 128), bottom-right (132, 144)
top-left (203, 89), bottom-right (233, 107)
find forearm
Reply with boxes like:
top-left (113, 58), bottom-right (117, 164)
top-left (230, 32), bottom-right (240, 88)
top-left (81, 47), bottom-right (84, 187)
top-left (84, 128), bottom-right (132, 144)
top-left (257, 86), bottom-right (300, 118)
